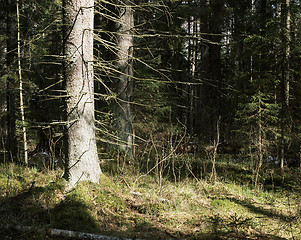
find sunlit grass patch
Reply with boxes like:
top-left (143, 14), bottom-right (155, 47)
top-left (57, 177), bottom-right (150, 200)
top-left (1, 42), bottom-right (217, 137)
top-left (0, 161), bottom-right (300, 239)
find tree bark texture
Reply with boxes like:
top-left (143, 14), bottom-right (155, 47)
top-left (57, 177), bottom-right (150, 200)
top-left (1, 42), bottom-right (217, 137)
top-left (63, 0), bottom-right (101, 188)
top-left (114, 0), bottom-right (134, 157)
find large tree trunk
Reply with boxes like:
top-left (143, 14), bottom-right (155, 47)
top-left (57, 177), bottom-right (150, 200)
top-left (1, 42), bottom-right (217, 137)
top-left (198, 0), bottom-right (222, 142)
top-left (63, 0), bottom-right (101, 188)
top-left (114, 0), bottom-right (134, 157)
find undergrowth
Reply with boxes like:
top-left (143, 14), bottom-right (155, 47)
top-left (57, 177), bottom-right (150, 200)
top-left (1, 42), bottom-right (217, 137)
top-left (0, 158), bottom-right (300, 240)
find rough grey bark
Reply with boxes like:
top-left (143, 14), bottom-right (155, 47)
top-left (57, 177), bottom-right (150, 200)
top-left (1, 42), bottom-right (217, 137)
top-left (114, 0), bottom-right (134, 157)
top-left (63, 0), bottom-right (101, 188)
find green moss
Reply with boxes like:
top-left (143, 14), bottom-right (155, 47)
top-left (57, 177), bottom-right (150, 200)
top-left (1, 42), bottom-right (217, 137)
top-left (96, 190), bottom-right (126, 214)
top-left (0, 178), bottom-right (23, 195)
top-left (210, 198), bottom-right (245, 215)
top-left (99, 174), bottom-right (113, 187)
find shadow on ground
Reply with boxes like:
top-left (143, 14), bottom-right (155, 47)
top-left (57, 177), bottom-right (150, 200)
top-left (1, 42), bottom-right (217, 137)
top-left (0, 180), bottom-right (292, 240)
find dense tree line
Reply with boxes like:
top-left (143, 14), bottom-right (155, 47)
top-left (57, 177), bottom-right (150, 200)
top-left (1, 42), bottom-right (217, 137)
top-left (0, 0), bottom-right (300, 186)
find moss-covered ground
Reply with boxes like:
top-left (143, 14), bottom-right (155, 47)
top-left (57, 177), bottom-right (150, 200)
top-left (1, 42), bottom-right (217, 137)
top-left (0, 157), bottom-right (300, 240)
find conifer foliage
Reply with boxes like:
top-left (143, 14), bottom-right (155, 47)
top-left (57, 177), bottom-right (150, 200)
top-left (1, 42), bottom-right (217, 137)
top-left (0, 0), bottom-right (300, 185)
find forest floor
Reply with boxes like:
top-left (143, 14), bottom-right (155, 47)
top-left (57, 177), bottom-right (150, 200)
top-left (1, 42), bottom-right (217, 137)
top-left (0, 156), bottom-right (300, 240)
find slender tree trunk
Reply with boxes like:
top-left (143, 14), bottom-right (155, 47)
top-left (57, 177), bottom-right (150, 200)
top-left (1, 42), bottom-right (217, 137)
top-left (191, 16), bottom-right (198, 135)
top-left (188, 15), bottom-right (196, 135)
top-left (211, 116), bottom-right (220, 185)
top-left (255, 94), bottom-right (263, 186)
top-left (5, 0), bottom-right (17, 161)
top-left (284, 0), bottom-right (290, 108)
top-left (208, 0), bottom-right (222, 141)
top-left (63, 0), bottom-right (101, 188)
top-left (114, 0), bottom-right (134, 157)
top-left (280, 0), bottom-right (291, 169)
top-left (16, 0), bottom-right (28, 164)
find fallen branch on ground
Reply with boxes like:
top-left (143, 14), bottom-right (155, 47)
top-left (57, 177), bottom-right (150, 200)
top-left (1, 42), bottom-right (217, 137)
top-left (2, 224), bottom-right (145, 240)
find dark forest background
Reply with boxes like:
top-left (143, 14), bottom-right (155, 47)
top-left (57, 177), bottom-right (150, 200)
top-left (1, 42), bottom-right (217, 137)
top-left (0, 1), bottom-right (301, 239)
top-left (0, 0), bottom-right (300, 176)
